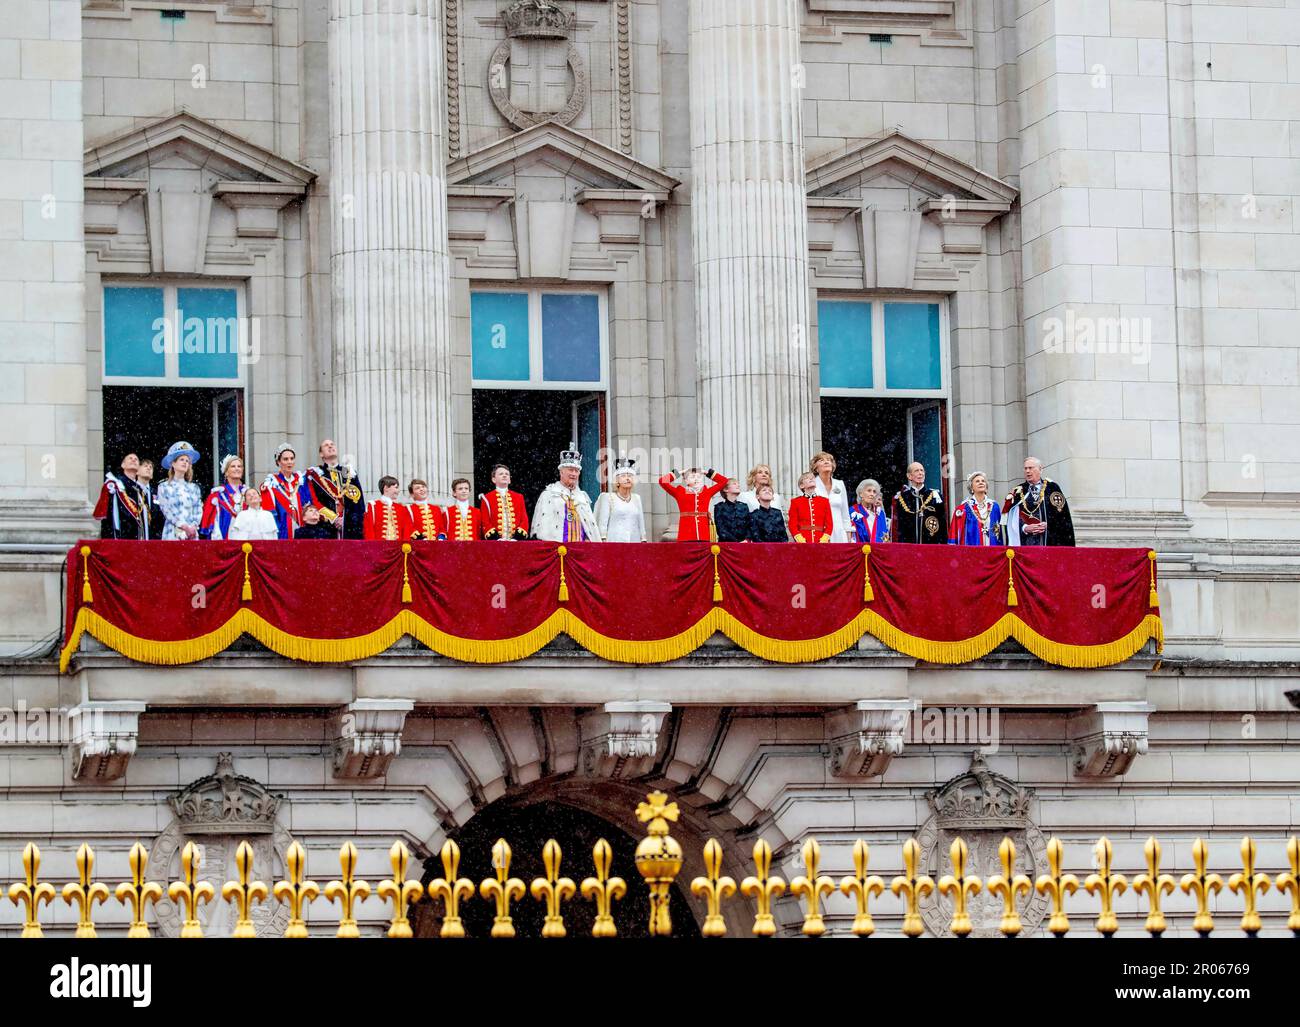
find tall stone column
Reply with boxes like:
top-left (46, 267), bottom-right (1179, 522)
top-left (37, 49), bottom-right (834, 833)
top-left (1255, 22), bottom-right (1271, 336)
top-left (328, 0), bottom-right (453, 486)
top-left (688, 0), bottom-right (812, 495)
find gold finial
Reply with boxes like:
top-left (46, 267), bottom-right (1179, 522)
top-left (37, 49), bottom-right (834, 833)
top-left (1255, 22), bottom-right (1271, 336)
top-left (580, 838), bottom-right (627, 938)
top-left (938, 837), bottom-right (983, 938)
top-left (690, 838), bottom-right (735, 938)
top-left (1179, 837), bottom-right (1223, 937)
top-left (635, 791), bottom-right (683, 937)
top-left (324, 841), bottom-right (371, 938)
top-left (790, 838), bottom-right (835, 937)
top-left (168, 841), bottom-right (215, 938)
top-left (1132, 837), bottom-right (1175, 937)
top-left (1276, 836), bottom-right (1300, 937)
top-left (428, 839), bottom-right (475, 939)
top-left (530, 838), bottom-right (576, 938)
top-left (1227, 836), bottom-right (1270, 937)
top-left (1035, 837), bottom-right (1079, 937)
top-left (272, 840), bottom-right (319, 938)
top-left (61, 843), bottom-right (110, 939)
top-left (986, 836), bottom-right (1032, 937)
top-left (740, 838), bottom-right (787, 937)
top-left (1084, 837), bottom-right (1128, 937)
top-left (481, 838), bottom-right (526, 938)
top-left (221, 840), bottom-right (268, 938)
top-left (839, 839), bottom-right (885, 937)
top-left (377, 841), bottom-right (425, 939)
top-left (890, 838), bottom-right (935, 938)
top-left (8, 843), bottom-right (56, 938)
top-left (116, 842), bottom-right (163, 938)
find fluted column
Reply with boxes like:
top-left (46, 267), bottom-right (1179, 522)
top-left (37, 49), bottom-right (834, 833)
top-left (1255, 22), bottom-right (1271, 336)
top-left (328, 0), bottom-right (452, 486)
top-left (688, 0), bottom-right (812, 495)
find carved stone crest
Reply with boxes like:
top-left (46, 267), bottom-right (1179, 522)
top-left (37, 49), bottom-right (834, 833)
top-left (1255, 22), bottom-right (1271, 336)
top-left (489, 0), bottom-right (588, 131)
top-left (915, 752), bottom-right (1050, 938)
top-left (151, 753), bottom-right (292, 938)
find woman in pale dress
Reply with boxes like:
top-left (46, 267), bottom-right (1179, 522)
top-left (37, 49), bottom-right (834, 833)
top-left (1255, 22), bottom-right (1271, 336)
top-left (594, 459), bottom-right (646, 542)
top-left (228, 487), bottom-right (281, 541)
top-left (810, 450), bottom-right (853, 542)
top-left (156, 441), bottom-right (204, 540)
top-left (737, 463), bottom-right (784, 512)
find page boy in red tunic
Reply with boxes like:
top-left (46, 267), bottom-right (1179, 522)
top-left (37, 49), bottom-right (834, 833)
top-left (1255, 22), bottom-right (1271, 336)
top-left (788, 472), bottom-right (834, 543)
top-left (405, 478), bottom-right (448, 540)
top-left (363, 475), bottom-right (412, 541)
top-left (479, 463), bottom-right (530, 540)
top-left (446, 478), bottom-right (483, 541)
top-left (659, 466), bottom-right (728, 541)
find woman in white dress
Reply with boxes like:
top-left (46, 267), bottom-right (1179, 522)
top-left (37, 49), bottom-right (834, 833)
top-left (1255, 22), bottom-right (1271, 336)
top-left (737, 463), bottom-right (784, 512)
top-left (810, 450), bottom-right (853, 542)
top-left (594, 459), bottom-right (646, 542)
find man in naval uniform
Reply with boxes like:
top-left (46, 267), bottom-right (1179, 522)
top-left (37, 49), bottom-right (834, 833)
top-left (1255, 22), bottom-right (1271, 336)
top-left (890, 461), bottom-right (947, 544)
top-left (303, 438), bottom-right (366, 539)
top-left (1002, 457), bottom-right (1075, 546)
top-left (532, 444), bottom-right (602, 543)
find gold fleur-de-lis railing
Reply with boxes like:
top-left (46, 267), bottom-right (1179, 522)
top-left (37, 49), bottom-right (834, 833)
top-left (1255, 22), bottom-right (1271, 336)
top-left (580, 838), bottom-right (626, 938)
top-left (480, 838), bottom-right (525, 938)
top-left (5, 800), bottom-right (1299, 939)
top-left (740, 838), bottom-right (786, 937)
top-left (221, 841), bottom-right (268, 939)
top-left (530, 838), bottom-right (576, 938)
top-left (428, 839), bottom-right (474, 939)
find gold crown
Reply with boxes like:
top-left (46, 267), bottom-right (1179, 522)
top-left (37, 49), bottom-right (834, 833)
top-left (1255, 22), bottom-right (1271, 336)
top-left (503, 0), bottom-right (574, 39)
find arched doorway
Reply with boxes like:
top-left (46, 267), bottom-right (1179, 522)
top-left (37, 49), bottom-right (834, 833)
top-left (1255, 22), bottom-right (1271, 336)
top-left (412, 793), bottom-right (704, 939)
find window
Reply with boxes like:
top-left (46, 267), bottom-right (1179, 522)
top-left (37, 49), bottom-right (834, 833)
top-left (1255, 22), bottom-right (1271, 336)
top-left (817, 297), bottom-right (946, 397)
top-left (470, 287), bottom-right (606, 389)
top-left (102, 282), bottom-right (246, 387)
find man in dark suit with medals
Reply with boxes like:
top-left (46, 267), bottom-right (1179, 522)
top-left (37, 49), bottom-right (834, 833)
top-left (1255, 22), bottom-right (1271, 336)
top-left (890, 461), bottom-right (947, 544)
top-left (92, 452), bottom-right (151, 540)
top-left (1003, 456), bottom-right (1075, 546)
top-left (303, 438), bottom-right (367, 539)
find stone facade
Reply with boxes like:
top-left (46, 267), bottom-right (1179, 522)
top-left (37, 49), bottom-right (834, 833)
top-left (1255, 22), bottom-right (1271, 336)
top-left (0, 0), bottom-right (1297, 937)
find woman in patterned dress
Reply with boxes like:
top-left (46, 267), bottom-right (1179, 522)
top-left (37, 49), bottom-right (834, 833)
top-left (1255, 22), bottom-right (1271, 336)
top-left (156, 441), bottom-right (204, 540)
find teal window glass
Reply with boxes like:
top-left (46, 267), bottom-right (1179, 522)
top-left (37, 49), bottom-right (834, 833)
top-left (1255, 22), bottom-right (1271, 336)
top-left (176, 288), bottom-right (240, 379)
top-left (817, 300), bottom-right (873, 389)
top-left (541, 293), bottom-right (601, 383)
top-left (103, 287), bottom-right (165, 379)
top-left (471, 292), bottom-right (530, 381)
top-left (884, 302), bottom-right (942, 390)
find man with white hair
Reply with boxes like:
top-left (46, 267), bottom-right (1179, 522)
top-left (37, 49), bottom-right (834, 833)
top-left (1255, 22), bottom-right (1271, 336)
top-left (1002, 457), bottom-right (1075, 546)
top-left (532, 444), bottom-right (602, 543)
top-left (890, 461), bottom-right (947, 544)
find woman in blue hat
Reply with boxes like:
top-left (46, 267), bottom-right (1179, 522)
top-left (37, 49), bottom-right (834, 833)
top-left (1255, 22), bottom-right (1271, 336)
top-left (157, 441), bottom-right (204, 540)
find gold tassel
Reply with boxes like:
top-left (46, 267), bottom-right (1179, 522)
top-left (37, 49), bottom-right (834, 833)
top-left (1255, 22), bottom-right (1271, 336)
top-left (557, 545), bottom-right (569, 602)
top-left (241, 543), bottom-right (253, 602)
top-left (401, 543), bottom-right (413, 604)
top-left (711, 544), bottom-right (723, 603)
top-left (1148, 550), bottom-right (1158, 608)
top-left (80, 545), bottom-right (93, 604)
top-left (862, 544), bottom-right (874, 603)
top-left (1005, 549), bottom-right (1018, 607)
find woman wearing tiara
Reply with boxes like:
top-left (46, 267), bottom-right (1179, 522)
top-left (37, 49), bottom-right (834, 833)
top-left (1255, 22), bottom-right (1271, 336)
top-left (949, 471), bottom-right (1003, 546)
top-left (594, 458), bottom-right (647, 542)
top-left (199, 454), bottom-right (249, 540)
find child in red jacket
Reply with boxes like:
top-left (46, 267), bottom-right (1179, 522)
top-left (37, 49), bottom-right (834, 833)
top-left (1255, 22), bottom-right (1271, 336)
top-left (788, 472), bottom-right (834, 543)
top-left (659, 467), bottom-right (728, 541)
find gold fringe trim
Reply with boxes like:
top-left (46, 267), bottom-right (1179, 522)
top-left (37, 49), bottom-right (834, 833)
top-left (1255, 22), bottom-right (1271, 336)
top-left (59, 606), bottom-right (1166, 673)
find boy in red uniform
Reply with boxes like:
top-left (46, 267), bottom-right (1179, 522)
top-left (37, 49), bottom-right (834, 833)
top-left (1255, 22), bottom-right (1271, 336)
top-left (406, 478), bottom-right (447, 540)
top-left (479, 464), bottom-right (530, 540)
top-left (363, 475), bottom-right (412, 541)
top-left (659, 466), bottom-right (728, 541)
top-left (788, 472), bottom-right (834, 543)
top-left (446, 478), bottom-right (483, 541)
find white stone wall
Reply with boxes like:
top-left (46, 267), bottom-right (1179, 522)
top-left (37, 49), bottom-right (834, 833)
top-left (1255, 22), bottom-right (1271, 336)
top-left (0, 0), bottom-right (87, 528)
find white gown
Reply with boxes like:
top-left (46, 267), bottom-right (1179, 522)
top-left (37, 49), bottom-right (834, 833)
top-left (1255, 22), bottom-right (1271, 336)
top-left (594, 491), bottom-right (646, 542)
top-left (815, 476), bottom-right (853, 542)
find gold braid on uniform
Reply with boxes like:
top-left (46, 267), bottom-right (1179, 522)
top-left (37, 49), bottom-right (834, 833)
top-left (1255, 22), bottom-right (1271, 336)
top-left (894, 490), bottom-right (937, 516)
